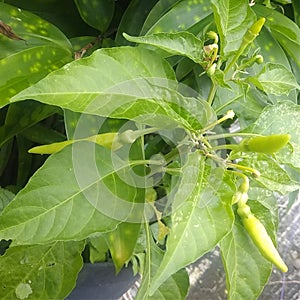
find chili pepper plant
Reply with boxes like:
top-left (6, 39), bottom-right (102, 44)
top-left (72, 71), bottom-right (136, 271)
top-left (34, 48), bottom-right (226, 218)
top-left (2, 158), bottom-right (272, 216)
top-left (0, 0), bottom-right (299, 299)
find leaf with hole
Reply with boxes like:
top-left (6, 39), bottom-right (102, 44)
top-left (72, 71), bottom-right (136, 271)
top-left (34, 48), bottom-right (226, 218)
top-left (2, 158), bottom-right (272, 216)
top-left (0, 241), bottom-right (84, 299)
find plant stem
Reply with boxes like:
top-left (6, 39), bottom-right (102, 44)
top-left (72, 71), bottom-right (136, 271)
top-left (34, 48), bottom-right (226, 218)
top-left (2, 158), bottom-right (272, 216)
top-left (226, 162), bottom-right (261, 177)
top-left (214, 94), bottom-right (242, 114)
top-left (223, 18), bottom-right (265, 79)
top-left (164, 143), bottom-right (190, 163)
top-left (200, 110), bottom-right (235, 133)
top-left (205, 132), bottom-right (262, 141)
top-left (210, 144), bottom-right (239, 151)
top-left (207, 79), bottom-right (218, 106)
top-left (228, 170), bottom-right (250, 196)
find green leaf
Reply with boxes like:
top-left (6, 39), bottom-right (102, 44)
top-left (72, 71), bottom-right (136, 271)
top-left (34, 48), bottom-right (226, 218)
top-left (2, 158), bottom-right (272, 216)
top-left (246, 101), bottom-right (300, 170)
top-left (0, 241), bottom-right (84, 299)
top-left (252, 26), bottom-right (299, 104)
top-left (142, 0), bottom-right (212, 35)
top-left (135, 223), bottom-right (152, 300)
top-left (136, 222), bottom-right (189, 300)
top-left (106, 222), bottom-right (142, 273)
top-left (123, 32), bottom-right (204, 64)
top-left (0, 140), bottom-right (13, 179)
top-left (149, 269), bottom-right (189, 300)
top-left (220, 218), bottom-right (272, 300)
top-left (107, 128), bottom-right (145, 272)
top-left (20, 124), bottom-right (66, 145)
top-left (253, 4), bottom-right (300, 67)
top-left (293, 0), bottom-right (300, 27)
top-left (0, 3), bottom-right (72, 107)
top-left (15, 135), bottom-right (34, 189)
top-left (213, 83), bottom-right (262, 129)
top-left (74, 0), bottom-right (115, 33)
top-left (0, 142), bottom-right (146, 244)
top-left (140, 0), bottom-right (182, 35)
top-left (240, 153), bottom-right (298, 194)
top-left (254, 28), bottom-right (291, 69)
top-left (115, 0), bottom-right (158, 45)
top-left (149, 152), bottom-right (234, 294)
top-left (211, 0), bottom-right (256, 57)
top-left (247, 63), bottom-right (300, 96)
top-left (0, 187), bottom-right (14, 213)
top-left (220, 197), bottom-right (278, 299)
top-left (87, 235), bottom-right (109, 263)
top-left (63, 110), bottom-right (106, 140)
top-left (212, 69), bottom-right (231, 88)
top-left (0, 101), bottom-right (58, 148)
top-left (11, 47), bottom-right (215, 131)
top-left (11, 46), bottom-right (175, 107)
top-left (147, 244), bottom-right (189, 300)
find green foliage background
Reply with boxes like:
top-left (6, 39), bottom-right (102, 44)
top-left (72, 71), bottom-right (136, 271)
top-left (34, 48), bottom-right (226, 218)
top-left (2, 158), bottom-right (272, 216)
top-left (0, 0), bottom-right (299, 299)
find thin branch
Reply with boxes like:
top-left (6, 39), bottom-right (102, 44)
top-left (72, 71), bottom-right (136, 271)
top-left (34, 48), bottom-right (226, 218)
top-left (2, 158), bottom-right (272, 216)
top-left (74, 35), bottom-right (102, 59)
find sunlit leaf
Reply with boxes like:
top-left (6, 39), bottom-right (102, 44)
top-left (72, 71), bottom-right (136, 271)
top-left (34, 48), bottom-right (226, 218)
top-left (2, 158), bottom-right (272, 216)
top-left (140, 0), bottom-right (182, 35)
top-left (135, 222), bottom-right (189, 300)
top-left (254, 28), bottom-right (291, 69)
top-left (123, 31), bottom-right (204, 64)
top-left (149, 152), bottom-right (234, 293)
top-left (11, 47), bottom-right (215, 131)
top-left (245, 101), bottom-right (300, 170)
top-left (211, 0), bottom-right (256, 57)
top-left (142, 0), bottom-right (212, 35)
top-left (0, 2), bottom-right (72, 107)
top-left (240, 153), bottom-right (298, 194)
top-left (220, 219), bottom-right (272, 300)
top-left (106, 222), bottom-right (142, 273)
top-left (248, 63), bottom-right (300, 96)
top-left (0, 142), bottom-right (146, 244)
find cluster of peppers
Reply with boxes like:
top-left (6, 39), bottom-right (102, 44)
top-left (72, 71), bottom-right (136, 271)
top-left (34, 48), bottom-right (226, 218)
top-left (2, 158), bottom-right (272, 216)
top-left (232, 134), bottom-right (290, 273)
top-left (202, 18), bottom-right (290, 272)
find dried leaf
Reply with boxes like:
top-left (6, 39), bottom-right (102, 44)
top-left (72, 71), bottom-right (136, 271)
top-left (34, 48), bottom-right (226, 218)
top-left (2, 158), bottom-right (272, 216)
top-left (0, 20), bottom-right (25, 41)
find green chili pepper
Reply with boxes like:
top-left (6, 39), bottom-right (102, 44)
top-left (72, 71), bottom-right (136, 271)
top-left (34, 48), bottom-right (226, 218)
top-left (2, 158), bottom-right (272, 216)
top-left (28, 132), bottom-right (118, 154)
top-left (239, 134), bottom-right (291, 154)
top-left (243, 17), bottom-right (266, 44)
top-left (238, 203), bottom-right (288, 272)
top-left (224, 18), bottom-right (265, 75)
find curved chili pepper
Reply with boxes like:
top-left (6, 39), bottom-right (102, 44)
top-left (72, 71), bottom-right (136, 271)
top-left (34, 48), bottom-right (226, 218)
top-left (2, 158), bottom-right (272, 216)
top-left (238, 203), bottom-right (288, 272)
